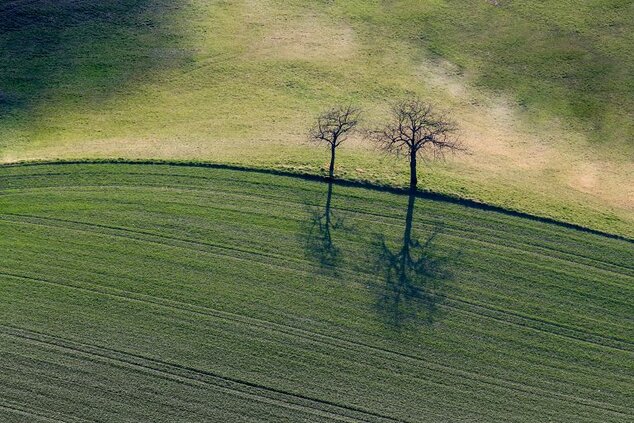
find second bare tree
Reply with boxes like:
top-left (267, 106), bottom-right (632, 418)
top-left (371, 98), bottom-right (462, 191)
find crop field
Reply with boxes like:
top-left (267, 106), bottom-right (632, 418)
top-left (0, 163), bottom-right (632, 422)
top-left (1, 0), bottom-right (633, 237)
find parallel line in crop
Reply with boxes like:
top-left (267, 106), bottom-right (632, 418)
top-left (0, 323), bottom-right (617, 423)
top-left (0, 399), bottom-right (83, 423)
top-left (0, 325), bottom-right (409, 423)
top-left (2, 212), bottom-right (631, 352)
top-left (1, 269), bottom-right (631, 419)
top-left (2, 164), bottom-right (631, 422)
top-left (2, 176), bottom-right (631, 276)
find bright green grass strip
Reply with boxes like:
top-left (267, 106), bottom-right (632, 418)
top-left (0, 163), bottom-right (632, 422)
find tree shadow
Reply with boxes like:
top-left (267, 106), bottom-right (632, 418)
top-left (374, 191), bottom-right (457, 329)
top-left (0, 0), bottom-right (189, 117)
top-left (303, 180), bottom-right (344, 275)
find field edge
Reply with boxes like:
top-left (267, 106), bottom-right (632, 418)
top-left (2, 158), bottom-right (631, 243)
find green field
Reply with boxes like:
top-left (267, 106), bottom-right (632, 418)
top-left (1, 0), bottom-right (632, 237)
top-left (1, 163), bottom-right (632, 422)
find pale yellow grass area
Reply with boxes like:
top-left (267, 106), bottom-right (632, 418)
top-left (411, 58), bottom-right (634, 212)
top-left (12, 83), bottom-right (631, 216)
top-left (235, 0), bottom-right (355, 62)
top-left (248, 14), bottom-right (356, 61)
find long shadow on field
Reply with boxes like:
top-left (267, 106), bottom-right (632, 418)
top-left (0, 0), bottom-right (189, 116)
top-left (374, 191), bottom-right (456, 328)
top-left (303, 180), bottom-right (343, 274)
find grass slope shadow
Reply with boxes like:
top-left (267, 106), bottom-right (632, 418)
top-left (0, 0), bottom-right (190, 118)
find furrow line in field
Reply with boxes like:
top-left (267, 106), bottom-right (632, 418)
top-left (3, 224), bottom-right (632, 362)
top-left (5, 264), bottom-right (631, 397)
top-left (0, 325), bottom-right (408, 423)
top-left (7, 260), bottom-right (628, 402)
top-left (5, 181), bottom-right (632, 283)
top-left (146, 178), bottom-right (633, 275)
top-left (0, 398), bottom-right (86, 423)
top-left (2, 212), bottom-right (632, 351)
top-left (145, 184), bottom-right (634, 278)
top-left (444, 295), bottom-right (633, 350)
top-left (0, 325), bottom-right (610, 423)
top-left (7, 207), bottom-right (630, 333)
top-left (328, 215), bottom-right (634, 312)
top-left (0, 358), bottom-right (217, 420)
top-left (339, 209), bottom-right (634, 277)
top-left (4, 177), bottom-right (631, 277)
top-left (0, 345), bottom-right (480, 423)
top-left (1, 271), bottom-right (631, 418)
top-left (0, 405), bottom-right (61, 422)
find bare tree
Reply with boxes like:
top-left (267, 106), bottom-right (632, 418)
top-left (309, 105), bottom-right (361, 179)
top-left (371, 98), bottom-right (462, 190)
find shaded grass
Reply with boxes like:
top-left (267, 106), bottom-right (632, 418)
top-left (0, 163), bottom-right (632, 421)
top-left (0, 0), bottom-right (190, 118)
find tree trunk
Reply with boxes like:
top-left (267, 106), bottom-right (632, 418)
top-left (329, 144), bottom-right (336, 179)
top-left (409, 150), bottom-right (418, 191)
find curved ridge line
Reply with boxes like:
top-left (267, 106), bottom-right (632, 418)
top-left (1, 159), bottom-right (631, 243)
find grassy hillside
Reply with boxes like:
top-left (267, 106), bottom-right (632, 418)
top-left (0, 0), bottom-right (632, 236)
top-left (0, 163), bottom-right (632, 422)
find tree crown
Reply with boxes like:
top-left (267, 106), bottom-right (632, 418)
top-left (309, 105), bottom-right (361, 147)
top-left (372, 98), bottom-right (463, 159)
